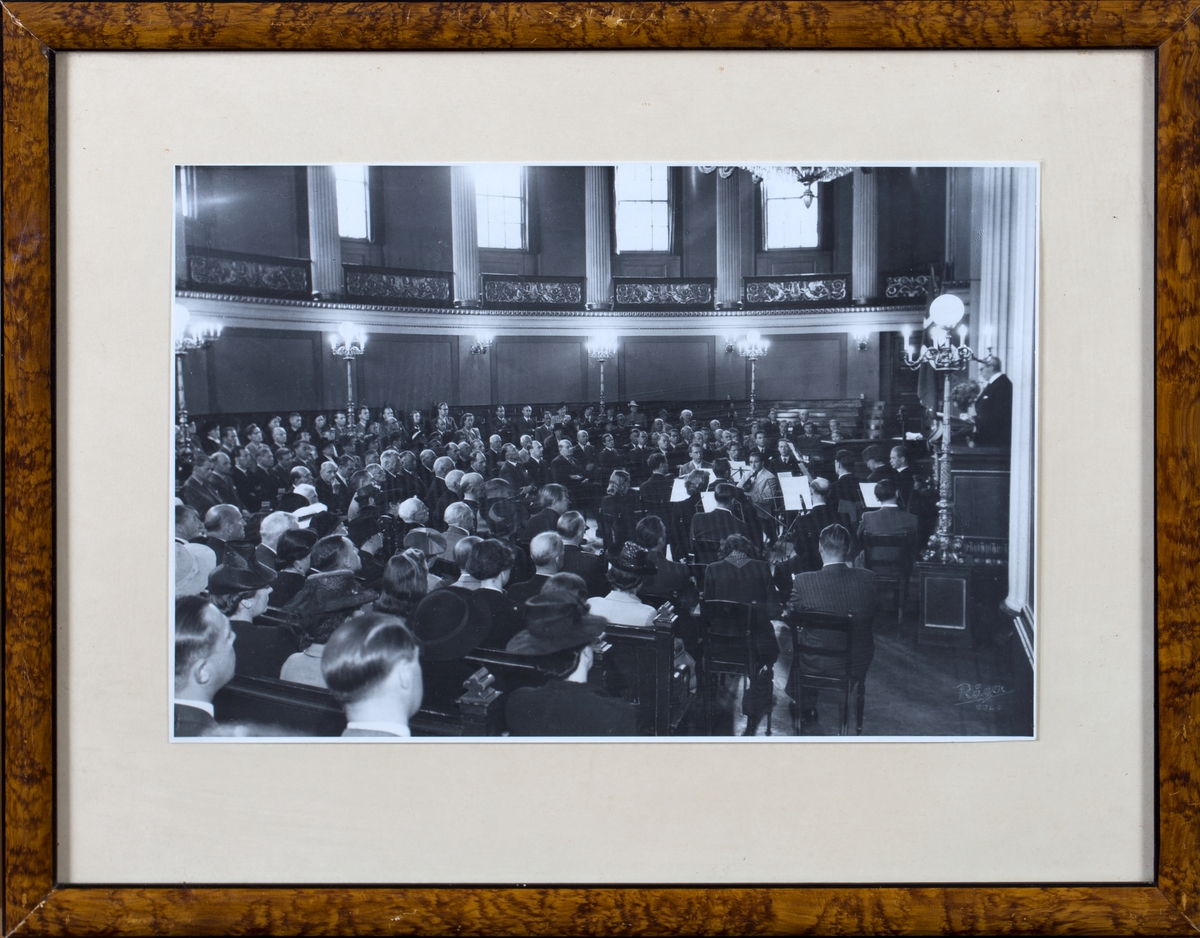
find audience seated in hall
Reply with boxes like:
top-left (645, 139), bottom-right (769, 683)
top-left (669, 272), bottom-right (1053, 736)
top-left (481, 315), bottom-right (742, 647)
top-left (279, 568), bottom-right (378, 688)
top-left (507, 532), bottom-right (564, 605)
top-left (588, 542), bottom-right (659, 627)
top-left (322, 613), bottom-right (424, 738)
top-left (174, 594), bottom-right (237, 737)
top-left (505, 591), bottom-right (637, 737)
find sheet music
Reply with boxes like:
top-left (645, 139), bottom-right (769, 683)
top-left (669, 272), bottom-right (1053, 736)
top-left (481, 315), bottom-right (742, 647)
top-left (777, 474), bottom-right (812, 512)
top-left (700, 492), bottom-right (717, 513)
top-left (860, 481), bottom-right (882, 508)
top-left (670, 477), bottom-right (688, 502)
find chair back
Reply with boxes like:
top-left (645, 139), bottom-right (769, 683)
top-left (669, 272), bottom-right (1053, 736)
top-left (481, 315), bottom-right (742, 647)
top-left (692, 536), bottom-right (722, 565)
top-left (700, 600), bottom-right (755, 673)
top-left (790, 610), bottom-right (856, 689)
top-left (213, 674), bottom-right (346, 736)
top-left (864, 533), bottom-right (916, 581)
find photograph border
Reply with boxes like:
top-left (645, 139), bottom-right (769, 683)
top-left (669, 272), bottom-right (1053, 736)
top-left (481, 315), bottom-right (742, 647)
top-left (3, 2), bottom-right (1198, 934)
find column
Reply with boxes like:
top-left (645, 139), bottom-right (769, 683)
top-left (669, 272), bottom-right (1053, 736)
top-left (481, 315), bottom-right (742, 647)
top-left (306, 165), bottom-right (343, 299)
top-left (975, 167), bottom-right (1038, 622)
top-left (715, 170), bottom-right (742, 308)
top-left (584, 166), bottom-right (613, 309)
top-left (174, 167), bottom-right (189, 287)
top-left (851, 168), bottom-right (879, 303)
top-left (451, 165), bottom-right (481, 307)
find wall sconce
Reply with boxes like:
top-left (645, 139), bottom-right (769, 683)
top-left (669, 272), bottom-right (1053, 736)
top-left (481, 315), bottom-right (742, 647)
top-left (852, 329), bottom-right (871, 352)
top-left (724, 336), bottom-right (737, 353)
top-left (469, 335), bottom-right (493, 355)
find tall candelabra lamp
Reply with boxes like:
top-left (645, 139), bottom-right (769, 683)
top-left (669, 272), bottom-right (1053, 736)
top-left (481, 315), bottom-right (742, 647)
top-left (737, 332), bottom-right (770, 419)
top-left (330, 322), bottom-right (367, 426)
top-left (588, 333), bottom-right (618, 413)
top-left (172, 302), bottom-right (221, 450)
top-left (900, 293), bottom-right (980, 647)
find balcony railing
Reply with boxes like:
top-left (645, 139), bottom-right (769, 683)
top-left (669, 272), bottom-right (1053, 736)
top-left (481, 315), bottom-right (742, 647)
top-left (343, 264), bottom-right (453, 306)
top-left (481, 274), bottom-right (586, 310)
top-left (186, 248), bottom-right (311, 299)
top-left (742, 273), bottom-right (850, 308)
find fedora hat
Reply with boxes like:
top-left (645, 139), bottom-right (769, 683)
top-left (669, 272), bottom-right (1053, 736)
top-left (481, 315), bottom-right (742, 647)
top-left (175, 541), bottom-right (216, 597)
top-left (282, 569), bottom-right (377, 622)
top-left (409, 588), bottom-right (493, 662)
top-left (207, 540), bottom-right (277, 593)
top-left (485, 497), bottom-right (526, 537)
top-left (605, 540), bottom-right (658, 577)
top-left (403, 527), bottom-right (447, 559)
top-left (506, 590), bottom-right (605, 656)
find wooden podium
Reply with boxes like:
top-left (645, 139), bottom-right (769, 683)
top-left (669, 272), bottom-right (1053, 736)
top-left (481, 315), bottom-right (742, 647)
top-left (915, 560), bottom-right (973, 648)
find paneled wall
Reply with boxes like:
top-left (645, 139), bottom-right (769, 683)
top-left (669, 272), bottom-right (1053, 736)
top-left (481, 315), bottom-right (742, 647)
top-left (189, 166), bottom-right (309, 259)
top-left (182, 327), bottom-right (888, 418)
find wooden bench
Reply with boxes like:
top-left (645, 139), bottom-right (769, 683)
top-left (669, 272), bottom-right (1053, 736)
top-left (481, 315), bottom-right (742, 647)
top-left (591, 607), bottom-right (689, 736)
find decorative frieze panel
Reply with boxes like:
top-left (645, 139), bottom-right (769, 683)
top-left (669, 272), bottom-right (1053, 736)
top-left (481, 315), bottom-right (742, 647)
top-left (481, 275), bottom-right (586, 310)
top-left (613, 278), bottom-right (715, 310)
top-left (187, 249), bottom-right (311, 298)
top-left (343, 264), bottom-right (453, 306)
top-left (743, 274), bottom-right (850, 307)
top-left (885, 274), bottom-right (938, 299)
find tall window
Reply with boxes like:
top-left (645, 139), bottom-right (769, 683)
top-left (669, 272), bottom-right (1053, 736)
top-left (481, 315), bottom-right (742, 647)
top-left (475, 164), bottom-right (527, 250)
top-left (762, 175), bottom-right (820, 249)
top-left (334, 164), bottom-right (371, 240)
top-left (177, 166), bottom-right (198, 219)
top-left (614, 165), bottom-right (672, 253)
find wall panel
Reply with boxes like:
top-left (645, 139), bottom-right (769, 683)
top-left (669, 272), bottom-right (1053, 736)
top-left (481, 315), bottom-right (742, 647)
top-left (754, 334), bottom-right (847, 400)
top-left (192, 166), bottom-right (307, 259)
top-left (493, 337), bottom-right (586, 405)
top-left (210, 333), bottom-right (319, 413)
top-left (358, 336), bottom-right (456, 415)
top-left (621, 337), bottom-right (713, 401)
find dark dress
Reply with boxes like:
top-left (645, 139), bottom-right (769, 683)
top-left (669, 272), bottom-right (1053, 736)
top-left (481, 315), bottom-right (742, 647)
top-left (506, 680), bottom-right (638, 736)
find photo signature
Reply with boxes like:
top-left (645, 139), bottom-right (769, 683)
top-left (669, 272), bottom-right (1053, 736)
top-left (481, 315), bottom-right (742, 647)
top-left (954, 683), bottom-right (1013, 711)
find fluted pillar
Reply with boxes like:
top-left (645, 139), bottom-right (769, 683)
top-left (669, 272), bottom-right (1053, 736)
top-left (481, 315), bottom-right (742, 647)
top-left (451, 165), bottom-right (481, 306)
top-left (306, 166), bottom-right (343, 299)
top-left (974, 167), bottom-right (1038, 623)
top-left (174, 168), bottom-right (189, 287)
top-left (715, 170), bottom-right (742, 308)
top-left (585, 166), bottom-right (613, 309)
top-left (851, 168), bottom-right (879, 303)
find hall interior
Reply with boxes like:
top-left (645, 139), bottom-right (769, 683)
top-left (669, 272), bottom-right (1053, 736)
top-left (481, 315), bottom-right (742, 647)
top-left (174, 162), bottom-right (1037, 737)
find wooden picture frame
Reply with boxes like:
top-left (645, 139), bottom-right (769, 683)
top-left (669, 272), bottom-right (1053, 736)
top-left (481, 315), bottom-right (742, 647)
top-left (3, 2), bottom-right (1197, 933)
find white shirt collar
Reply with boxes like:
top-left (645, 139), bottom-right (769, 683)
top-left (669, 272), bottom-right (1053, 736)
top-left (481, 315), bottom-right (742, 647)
top-left (174, 698), bottom-right (214, 717)
top-left (345, 721), bottom-right (411, 737)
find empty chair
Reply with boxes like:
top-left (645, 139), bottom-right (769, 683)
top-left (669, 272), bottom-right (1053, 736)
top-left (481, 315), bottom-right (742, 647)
top-left (863, 533), bottom-right (917, 623)
top-left (787, 610), bottom-right (864, 736)
top-left (691, 536), bottom-right (722, 566)
top-left (698, 600), bottom-right (770, 736)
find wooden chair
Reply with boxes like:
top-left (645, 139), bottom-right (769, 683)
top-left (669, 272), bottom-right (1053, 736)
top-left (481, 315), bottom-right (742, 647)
top-left (787, 610), bottom-right (863, 736)
top-left (691, 536), bottom-right (723, 566)
top-left (698, 600), bottom-right (771, 736)
top-left (590, 608), bottom-right (682, 735)
top-left (864, 533), bottom-right (917, 623)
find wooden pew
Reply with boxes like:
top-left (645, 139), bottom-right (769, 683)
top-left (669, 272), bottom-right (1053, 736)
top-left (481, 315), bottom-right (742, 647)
top-left (212, 670), bottom-right (506, 738)
top-left (591, 607), bottom-right (690, 736)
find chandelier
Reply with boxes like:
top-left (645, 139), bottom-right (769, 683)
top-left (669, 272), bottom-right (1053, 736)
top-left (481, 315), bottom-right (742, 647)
top-left (697, 165), bottom-right (854, 207)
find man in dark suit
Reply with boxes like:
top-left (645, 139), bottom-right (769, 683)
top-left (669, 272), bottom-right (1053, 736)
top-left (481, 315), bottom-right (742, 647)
top-left (202, 503), bottom-right (245, 565)
top-left (857, 479), bottom-right (919, 543)
top-left (784, 523), bottom-right (879, 731)
top-left (507, 531), bottom-right (563, 605)
top-left (523, 484), bottom-right (569, 545)
top-left (691, 482), bottom-right (751, 555)
top-left (173, 594), bottom-right (237, 737)
top-left (598, 470), bottom-right (639, 552)
top-left (504, 590), bottom-right (637, 737)
top-left (513, 405), bottom-right (538, 444)
top-left (498, 445), bottom-right (532, 492)
top-left (558, 510), bottom-right (608, 597)
top-left (634, 515), bottom-right (697, 607)
top-left (972, 355), bottom-right (1014, 447)
top-left (832, 448), bottom-right (865, 524)
top-left (424, 456), bottom-right (456, 529)
top-left (180, 453), bottom-right (223, 517)
top-left (783, 477), bottom-right (840, 581)
top-left (637, 453), bottom-right (673, 523)
top-left (889, 445), bottom-right (916, 508)
top-left (862, 445), bottom-right (899, 485)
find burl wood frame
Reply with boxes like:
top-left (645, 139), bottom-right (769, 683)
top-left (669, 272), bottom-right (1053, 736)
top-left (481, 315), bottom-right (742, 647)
top-left (2, 2), bottom-right (1197, 934)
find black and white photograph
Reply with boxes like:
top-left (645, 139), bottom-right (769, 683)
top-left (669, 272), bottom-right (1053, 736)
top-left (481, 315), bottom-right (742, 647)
top-left (171, 162), bottom-right (1037, 740)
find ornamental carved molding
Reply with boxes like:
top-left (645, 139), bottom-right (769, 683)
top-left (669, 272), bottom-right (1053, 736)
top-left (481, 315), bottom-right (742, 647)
top-left (482, 278), bottom-right (584, 307)
top-left (188, 255), bottom-right (309, 296)
top-left (614, 280), bottom-right (714, 307)
top-left (885, 274), bottom-right (938, 299)
top-left (744, 277), bottom-right (848, 305)
top-left (345, 270), bottom-right (452, 303)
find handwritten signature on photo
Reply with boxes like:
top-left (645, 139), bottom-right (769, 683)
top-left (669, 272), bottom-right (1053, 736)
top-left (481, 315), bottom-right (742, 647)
top-left (954, 683), bottom-right (1013, 711)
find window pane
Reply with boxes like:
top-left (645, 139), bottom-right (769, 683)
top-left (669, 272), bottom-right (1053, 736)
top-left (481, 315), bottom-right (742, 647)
top-left (614, 164), bottom-right (671, 253)
top-left (763, 176), bottom-right (820, 250)
top-left (334, 164), bottom-right (369, 240)
top-left (475, 165), bottom-right (525, 248)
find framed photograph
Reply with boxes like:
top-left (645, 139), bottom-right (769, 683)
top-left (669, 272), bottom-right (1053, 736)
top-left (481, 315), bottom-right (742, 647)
top-left (5, 2), bottom-right (1198, 933)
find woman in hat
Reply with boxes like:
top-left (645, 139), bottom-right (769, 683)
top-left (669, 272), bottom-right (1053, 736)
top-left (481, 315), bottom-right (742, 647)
top-left (504, 590), bottom-right (636, 737)
top-left (279, 570), bottom-right (378, 688)
top-left (586, 542), bottom-right (660, 628)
